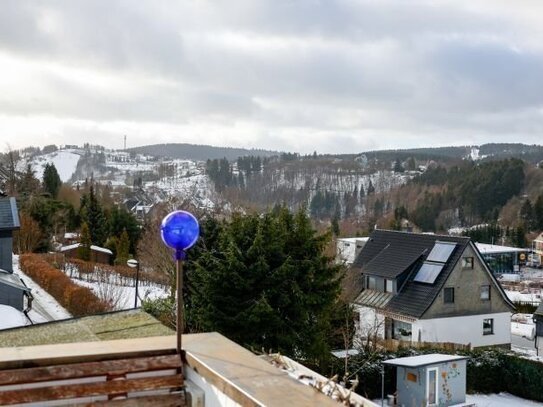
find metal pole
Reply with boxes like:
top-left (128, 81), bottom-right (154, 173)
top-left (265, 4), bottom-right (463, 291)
top-left (176, 258), bottom-right (183, 355)
top-left (134, 261), bottom-right (140, 308)
top-left (381, 366), bottom-right (385, 407)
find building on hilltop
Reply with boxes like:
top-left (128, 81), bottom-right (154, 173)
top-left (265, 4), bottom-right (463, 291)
top-left (349, 229), bottom-right (515, 348)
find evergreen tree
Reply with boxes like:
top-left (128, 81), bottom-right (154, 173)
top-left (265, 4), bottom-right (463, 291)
top-left (188, 208), bottom-right (343, 365)
top-left (80, 185), bottom-right (107, 246)
top-left (115, 229), bottom-right (130, 265)
top-left (534, 194), bottom-right (543, 230)
top-left (393, 158), bottom-right (404, 173)
top-left (331, 212), bottom-right (340, 236)
top-left (42, 163), bottom-right (62, 198)
top-left (367, 179), bottom-right (375, 195)
top-left (520, 199), bottom-right (535, 231)
top-left (78, 222), bottom-right (91, 261)
top-left (18, 164), bottom-right (40, 197)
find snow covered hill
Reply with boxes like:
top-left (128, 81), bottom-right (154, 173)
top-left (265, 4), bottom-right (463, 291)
top-left (27, 150), bottom-right (81, 182)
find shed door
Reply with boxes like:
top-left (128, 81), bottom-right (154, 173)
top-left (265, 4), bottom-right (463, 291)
top-left (426, 367), bottom-right (438, 406)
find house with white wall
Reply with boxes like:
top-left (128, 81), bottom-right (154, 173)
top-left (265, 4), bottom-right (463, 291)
top-left (350, 230), bottom-right (515, 348)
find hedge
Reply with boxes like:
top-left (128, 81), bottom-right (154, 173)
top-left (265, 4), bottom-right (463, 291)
top-left (330, 347), bottom-right (543, 402)
top-left (19, 254), bottom-right (110, 317)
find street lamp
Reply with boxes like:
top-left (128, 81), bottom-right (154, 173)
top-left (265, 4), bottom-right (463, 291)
top-left (160, 210), bottom-right (200, 356)
top-left (127, 258), bottom-right (140, 308)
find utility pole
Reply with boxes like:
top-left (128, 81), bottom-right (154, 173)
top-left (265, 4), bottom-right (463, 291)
top-left (124, 135), bottom-right (127, 151)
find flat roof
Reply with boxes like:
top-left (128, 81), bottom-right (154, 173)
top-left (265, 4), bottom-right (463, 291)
top-left (383, 353), bottom-right (468, 368)
top-left (476, 242), bottom-right (529, 254)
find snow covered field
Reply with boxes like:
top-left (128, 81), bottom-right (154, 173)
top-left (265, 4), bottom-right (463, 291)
top-left (71, 277), bottom-right (168, 310)
top-left (29, 150), bottom-right (81, 182)
top-left (465, 392), bottom-right (543, 406)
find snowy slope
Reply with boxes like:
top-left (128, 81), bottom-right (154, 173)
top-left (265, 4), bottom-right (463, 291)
top-left (30, 150), bottom-right (81, 182)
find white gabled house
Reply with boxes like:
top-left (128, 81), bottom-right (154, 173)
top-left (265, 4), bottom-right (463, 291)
top-left (349, 230), bottom-right (515, 348)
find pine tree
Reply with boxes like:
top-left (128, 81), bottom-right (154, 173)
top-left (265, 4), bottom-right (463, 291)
top-left (80, 185), bottom-right (107, 246)
top-left (115, 229), bottom-right (130, 265)
top-left (534, 194), bottom-right (543, 230)
top-left (187, 208), bottom-right (342, 365)
top-left (367, 179), bottom-right (375, 195)
top-left (43, 163), bottom-right (62, 198)
top-left (78, 222), bottom-right (91, 261)
top-left (519, 199), bottom-right (535, 231)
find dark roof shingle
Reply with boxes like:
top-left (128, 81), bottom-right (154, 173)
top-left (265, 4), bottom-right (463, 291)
top-left (353, 230), bottom-right (470, 318)
top-left (0, 197), bottom-right (20, 230)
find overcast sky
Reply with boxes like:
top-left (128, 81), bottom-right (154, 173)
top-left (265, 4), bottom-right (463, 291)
top-left (1, 1), bottom-right (543, 154)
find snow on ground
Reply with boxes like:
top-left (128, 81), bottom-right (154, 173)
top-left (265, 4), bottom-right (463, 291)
top-left (465, 392), bottom-right (543, 406)
top-left (12, 255), bottom-right (71, 322)
top-left (30, 150), bottom-right (81, 182)
top-left (511, 321), bottom-right (535, 340)
top-left (504, 289), bottom-right (541, 304)
top-left (0, 305), bottom-right (28, 329)
top-left (71, 278), bottom-right (168, 310)
top-left (512, 345), bottom-right (543, 363)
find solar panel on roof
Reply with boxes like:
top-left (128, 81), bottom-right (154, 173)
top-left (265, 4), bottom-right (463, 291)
top-left (426, 241), bottom-right (456, 263)
top-left (413, 262), bottom-right (444, 284)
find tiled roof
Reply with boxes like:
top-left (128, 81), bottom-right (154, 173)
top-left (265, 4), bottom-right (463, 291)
top-left (0, 197), bottom-right (20, 230)
top-left (352, 230), bottom-right (470, 319)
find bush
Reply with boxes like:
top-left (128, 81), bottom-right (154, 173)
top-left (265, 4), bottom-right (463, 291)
top-left (337, 347), bottom-right (543, 402)
top-left (142, 297), bottom-right (176, 330)
top-left (20, 254), bottom-right (110, 317)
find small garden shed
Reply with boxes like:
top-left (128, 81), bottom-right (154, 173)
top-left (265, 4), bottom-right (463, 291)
top-left (383, 353), bottom-right (468, 407)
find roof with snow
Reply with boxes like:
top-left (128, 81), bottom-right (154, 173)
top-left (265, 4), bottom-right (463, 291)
top-left (0, 305), bottom-right (27, 330)
top-left (0, 309), bottom-right (173, 347)
top-left (475, 242), bottom-right (529, 254)
top-left (383, 353), bottom-right (467, 368)
top-left (0, 270), bottom-right (30, 292)
top-left (59, 243), bottom-right (113, 255)
top-left (0, 197), bottom-right (20, 230)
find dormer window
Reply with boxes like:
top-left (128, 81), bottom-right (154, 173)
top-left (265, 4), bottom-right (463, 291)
top-left (385, 279), bottom-right (394, 293)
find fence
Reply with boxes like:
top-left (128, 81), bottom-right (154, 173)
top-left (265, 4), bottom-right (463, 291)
top-left (41, 253), bottom-right (170, 288)
top-left (377, 338), bottom-right (471, 352)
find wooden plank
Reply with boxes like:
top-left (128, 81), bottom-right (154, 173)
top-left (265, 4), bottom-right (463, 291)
top-left (0, 374), bottom-right (183, 405)
top-left (0, 355), bottom-right (182, 386)
top-left (78, 394), bottom-right (186, 407)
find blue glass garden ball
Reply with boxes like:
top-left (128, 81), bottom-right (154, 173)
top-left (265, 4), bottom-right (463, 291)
top-left (160, 210), bottom-right (200, 251)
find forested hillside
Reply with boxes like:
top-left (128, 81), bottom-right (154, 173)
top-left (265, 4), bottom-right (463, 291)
top-left (128, 143), bottom-right (278, 161)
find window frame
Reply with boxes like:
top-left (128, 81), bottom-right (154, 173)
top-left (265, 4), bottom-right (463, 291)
top-left (483, 318), bottom-right (494, 335)
top-left (385, 279), bottom-right (394, 293)
top-left (480, 285), bottom-right (491, 301)
top-left (462, 257), bottom-right (474, 269)
top-left (443, 287), bottom-right (455, 304)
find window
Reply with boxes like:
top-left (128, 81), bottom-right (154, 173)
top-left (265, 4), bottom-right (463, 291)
top-left (444, 287), bottom-right (455, 303)
top-left (407, 372), bottom-right (417, 382)
top-left (366, 276), bottom-right (376, 290)
top-left (462, 257), bottom-right (474, 269)
top-left (427, 367), bottom-right (438, 406)
top-left (385, 279), bottom-right (394, 293)
top-left (483, 318), bottom-right (494, 335)
top-left (480, 285), bottom-right (490, 301)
